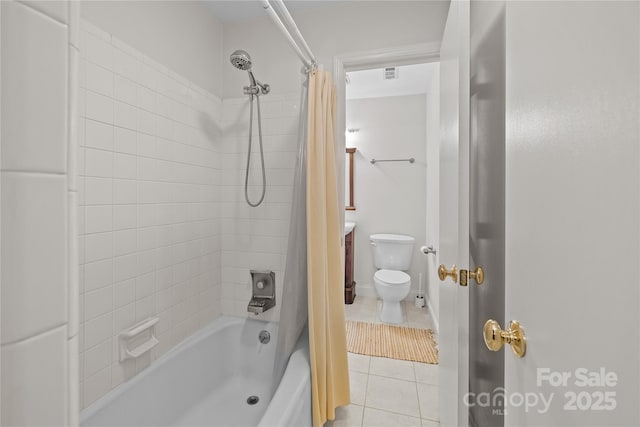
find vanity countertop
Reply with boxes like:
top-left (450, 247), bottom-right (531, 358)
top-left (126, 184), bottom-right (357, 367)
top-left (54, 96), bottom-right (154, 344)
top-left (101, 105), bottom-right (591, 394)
top-left (345, 222), bottom-right (356, 235)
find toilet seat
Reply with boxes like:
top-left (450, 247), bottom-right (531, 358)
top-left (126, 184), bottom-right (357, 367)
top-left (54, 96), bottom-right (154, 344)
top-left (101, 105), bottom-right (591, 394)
top-left (374, 269), bottom-right (410, 286)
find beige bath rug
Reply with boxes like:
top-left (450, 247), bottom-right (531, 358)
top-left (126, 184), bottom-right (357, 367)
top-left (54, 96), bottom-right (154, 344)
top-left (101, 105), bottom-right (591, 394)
top-left (345, 320), bottom-right (438, 364)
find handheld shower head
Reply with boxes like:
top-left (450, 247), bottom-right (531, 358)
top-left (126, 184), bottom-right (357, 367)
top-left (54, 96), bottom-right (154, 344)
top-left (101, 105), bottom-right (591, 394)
top-left (229, 49), bottom-right (270, 96)
top-left (230, 50), bottom-right (252, 71)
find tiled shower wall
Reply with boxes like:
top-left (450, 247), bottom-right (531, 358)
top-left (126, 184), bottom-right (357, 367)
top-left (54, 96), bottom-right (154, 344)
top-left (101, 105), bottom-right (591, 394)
top-left (1, 0), bottom-right (79, 424)
top-left (78, 22), bottom-right (222, 408)
top-left (219, 94), bottom-right (302, 322)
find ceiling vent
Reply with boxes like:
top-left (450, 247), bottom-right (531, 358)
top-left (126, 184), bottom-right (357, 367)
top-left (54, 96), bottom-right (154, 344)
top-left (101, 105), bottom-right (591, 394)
top-left (383, 67), bottom-right (399, 80)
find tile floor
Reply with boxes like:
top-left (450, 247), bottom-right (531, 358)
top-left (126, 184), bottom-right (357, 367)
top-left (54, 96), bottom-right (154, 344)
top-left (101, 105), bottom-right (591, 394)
top-left (344, 295), bottom-right (436, 331)
top-left (328, 296), bottom-right (439, 427)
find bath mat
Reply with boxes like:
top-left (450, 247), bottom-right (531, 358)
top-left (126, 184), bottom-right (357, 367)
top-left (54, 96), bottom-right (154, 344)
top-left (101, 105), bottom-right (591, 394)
top-left (345, 320), bottom-right (438, 364)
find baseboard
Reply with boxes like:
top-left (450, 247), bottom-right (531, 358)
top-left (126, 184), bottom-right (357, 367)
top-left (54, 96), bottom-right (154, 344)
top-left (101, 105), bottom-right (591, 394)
top-left (425, 295), bottom-right (439, 334)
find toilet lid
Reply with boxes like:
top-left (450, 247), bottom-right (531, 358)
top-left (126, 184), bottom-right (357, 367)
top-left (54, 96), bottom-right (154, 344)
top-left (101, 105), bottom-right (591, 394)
top-left (375, 269), bottom-right (410, 285)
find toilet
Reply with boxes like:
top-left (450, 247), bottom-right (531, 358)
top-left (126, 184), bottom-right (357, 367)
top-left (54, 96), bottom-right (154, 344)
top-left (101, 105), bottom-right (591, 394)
top-left (369, 233), bottom-right (415, 324)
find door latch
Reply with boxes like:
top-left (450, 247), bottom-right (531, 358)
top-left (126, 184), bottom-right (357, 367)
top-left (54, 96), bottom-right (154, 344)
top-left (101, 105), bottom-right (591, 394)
top-left (459, 266), bottom-right (484, 286)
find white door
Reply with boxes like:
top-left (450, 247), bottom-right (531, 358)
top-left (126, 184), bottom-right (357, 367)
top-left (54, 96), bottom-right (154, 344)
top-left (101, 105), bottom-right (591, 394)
top-left (499, 2), bottom-right (639, 425)
top-left (439, 1), bottom-right (470, 426)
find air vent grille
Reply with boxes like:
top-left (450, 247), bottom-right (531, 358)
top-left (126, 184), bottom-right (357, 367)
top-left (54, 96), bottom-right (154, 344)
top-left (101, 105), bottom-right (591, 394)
top-left (383, 67), bottom-right (399, 80)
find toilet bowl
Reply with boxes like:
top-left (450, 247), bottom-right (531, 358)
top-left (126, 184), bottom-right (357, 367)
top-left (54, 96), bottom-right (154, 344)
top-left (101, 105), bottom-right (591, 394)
top-left (373, 269), bottom-right (411, 324)
top-left (369, 234), bottom-right (415, 324)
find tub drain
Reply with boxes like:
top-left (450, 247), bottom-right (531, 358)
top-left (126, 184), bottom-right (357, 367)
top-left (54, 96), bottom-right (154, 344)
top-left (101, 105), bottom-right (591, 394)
top-left (247, 396), bottom-right (259, 405)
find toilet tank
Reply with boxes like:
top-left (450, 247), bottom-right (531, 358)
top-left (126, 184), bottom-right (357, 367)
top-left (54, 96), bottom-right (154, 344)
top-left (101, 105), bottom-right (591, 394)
top-left (369, 234), bottom-right (416, 270)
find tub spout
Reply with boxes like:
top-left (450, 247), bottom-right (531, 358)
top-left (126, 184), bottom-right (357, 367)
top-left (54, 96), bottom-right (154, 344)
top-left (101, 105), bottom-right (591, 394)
top-left (247, 297), bottom-right (275, 315)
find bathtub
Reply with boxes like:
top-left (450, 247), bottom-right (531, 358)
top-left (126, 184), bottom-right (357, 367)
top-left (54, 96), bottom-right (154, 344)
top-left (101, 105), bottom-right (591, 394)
top-left (80, 316), bottom-right (311, 427)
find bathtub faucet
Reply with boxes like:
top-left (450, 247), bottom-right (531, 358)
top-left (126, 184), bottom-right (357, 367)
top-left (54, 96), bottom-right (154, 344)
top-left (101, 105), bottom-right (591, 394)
top-left (247, 270), bottom-right (276, 315)
top-left (247, 297), bottom-right (276, 315)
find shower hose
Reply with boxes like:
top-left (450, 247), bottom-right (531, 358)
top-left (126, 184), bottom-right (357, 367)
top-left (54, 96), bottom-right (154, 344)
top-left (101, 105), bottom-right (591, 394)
top-left (245, 94), bottom-right (267, 207)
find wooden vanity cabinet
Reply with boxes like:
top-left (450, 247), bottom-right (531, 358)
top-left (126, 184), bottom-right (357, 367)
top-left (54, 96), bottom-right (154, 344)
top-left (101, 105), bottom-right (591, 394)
top-left (345, 229), bottom-right (356, 304)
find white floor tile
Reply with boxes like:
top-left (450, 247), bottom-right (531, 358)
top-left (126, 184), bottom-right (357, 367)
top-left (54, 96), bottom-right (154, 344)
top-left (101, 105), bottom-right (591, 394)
top-left (343, 294), bottom-right (440, 424)
top-left (348, 352), bottom-right (370, 374)
top-left (349, 370), bottom-right (368, 406)
top-left (369, 356), bottom-right (415, 382)
top-left (416, 383), bottom-right (439, 421)
top-left (326, 404), bottom-right (364, 427)
top-left (413, 362), bottom-right (438, 386)
top-left (362, 407), bottom-right (422, 427)
top-left (365, 375), bottom-right (420, 418)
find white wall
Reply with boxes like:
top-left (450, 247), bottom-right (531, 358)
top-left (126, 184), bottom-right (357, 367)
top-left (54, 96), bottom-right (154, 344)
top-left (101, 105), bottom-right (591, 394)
top-left (345, 95), bottom-right (427, 300)
top-left (1, 0), bottom-right (79, 424)
top-left (219, 93), bottom-right (301, 321)
top-left (425, 68), bottom-right (440, 328)
top-left (77, 21), bottom-right (222, 408)
top-left (81, 0), bottom-right (224, 98)
top-left (223, 1), bottom-right (450, 98)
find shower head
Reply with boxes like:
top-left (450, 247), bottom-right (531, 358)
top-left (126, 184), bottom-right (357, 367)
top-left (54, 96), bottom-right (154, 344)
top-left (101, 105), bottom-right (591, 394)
top-left (230, 50), bottom-right (252, 71)
top-left (230, 49), bottom-right (270, 96)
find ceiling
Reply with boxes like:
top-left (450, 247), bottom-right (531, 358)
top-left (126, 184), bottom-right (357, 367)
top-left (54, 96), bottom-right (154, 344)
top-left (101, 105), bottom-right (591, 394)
top-left (203, 1), bottom-right (334, 23)
top-left (346, 63), bottom-right (437, 100)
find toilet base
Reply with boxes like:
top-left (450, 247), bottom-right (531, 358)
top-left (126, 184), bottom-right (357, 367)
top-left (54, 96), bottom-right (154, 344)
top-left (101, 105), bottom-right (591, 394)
top-left (379, 300), bottom-right (403, 324)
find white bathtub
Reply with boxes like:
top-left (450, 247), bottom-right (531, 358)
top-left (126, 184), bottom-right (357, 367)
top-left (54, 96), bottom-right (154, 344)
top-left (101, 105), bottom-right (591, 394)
top-left (80, 316), bottom-right (311, 427)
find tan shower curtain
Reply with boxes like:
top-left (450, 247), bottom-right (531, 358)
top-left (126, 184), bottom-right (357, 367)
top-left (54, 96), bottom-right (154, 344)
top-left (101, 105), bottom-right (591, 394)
top-left (306, 69), bottom-right (350, 427)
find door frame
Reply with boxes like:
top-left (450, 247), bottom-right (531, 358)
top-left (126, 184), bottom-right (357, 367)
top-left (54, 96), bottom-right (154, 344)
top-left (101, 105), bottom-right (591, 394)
top-left (332, 42), bottom-right (441, 241)
top-left (332, 40), bottom-right (444, 414)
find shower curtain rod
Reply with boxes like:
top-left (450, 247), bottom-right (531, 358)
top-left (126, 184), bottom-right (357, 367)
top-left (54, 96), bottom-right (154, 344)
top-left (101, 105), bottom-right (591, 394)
top-left (262, 0), bottom-right (318, 72)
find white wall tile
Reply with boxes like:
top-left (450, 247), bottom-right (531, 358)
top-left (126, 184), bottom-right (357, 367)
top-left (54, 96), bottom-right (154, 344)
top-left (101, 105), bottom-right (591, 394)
top-left (83, 259), bottom-right (113, 293)
top-left (85, 232), bottom-right (113, 263)
top-left (113, 205), bottom-right (137, 229)
top-left (113, 279), bottom-right (136, 308)
top-left (113, 254), bottom-right (138, 283)
top-left (83, 31), bottom-right (113, 70)
top-left (113, 307), bottom-right (136, 348)
top-left (1, 1), bottom-right (68, 173)
top-left (113, 48), bottom-right (137, 81)
top-left (69, 335), bottom-right (80, 426)
top-left (85, 205), bottom-right (113, 234)
top-left (113, 180), bottom-right (137, 205)
top-left (1, 173), bottom-right (67, 344)
top-left (84, 313), bottom-right (113, 350)
top-left (114, 127), bottom-right (137, 155)
top-left (83, 366), bottom-right (111, 407)
top-left (69, 191), bottom-right (80, 338)
top-left (85, 148), bottom-right (113, 178)
top-left (85, 119), bottom-right (114, 151)
top-left (83, 338), bottom-right (112, 378)
top-left (79, 22), bottom-right (223, 407)
top-left (86, 91), bottom-right (114, 124)
top-left (114, 74), bottom-right (137, 105)
top-left (84, 286), bottom-right (113, 321)
top-left (114, 153), bottom-right (137, 180)
top-left (114, 101), bottom-right (138, 131)
top-left (69, 46), bottom-right (80, 191)
top-left (85, 61), bottom-right (114, 97)
top-left (1, 326), bottom-right (68, 426)
top-left (85, 177), bottom-right (113, 205)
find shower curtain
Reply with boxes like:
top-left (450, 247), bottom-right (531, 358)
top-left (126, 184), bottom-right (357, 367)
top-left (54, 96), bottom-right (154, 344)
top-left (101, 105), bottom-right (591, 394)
top-left (306, 69), bottom-right (350, 427)
top-left (272, 76), bottom-right (309, 391)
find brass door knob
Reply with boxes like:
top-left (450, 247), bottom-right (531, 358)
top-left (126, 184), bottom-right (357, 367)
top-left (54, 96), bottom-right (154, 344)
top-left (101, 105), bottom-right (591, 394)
top-left (483, 319), bottom-right (526, 358)
top-left (438, 264), bottom-right (458, 283)
top-left (469, 266), bottom-right (484, 285)
top-left (460, 266), bottom-right (485, 286)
